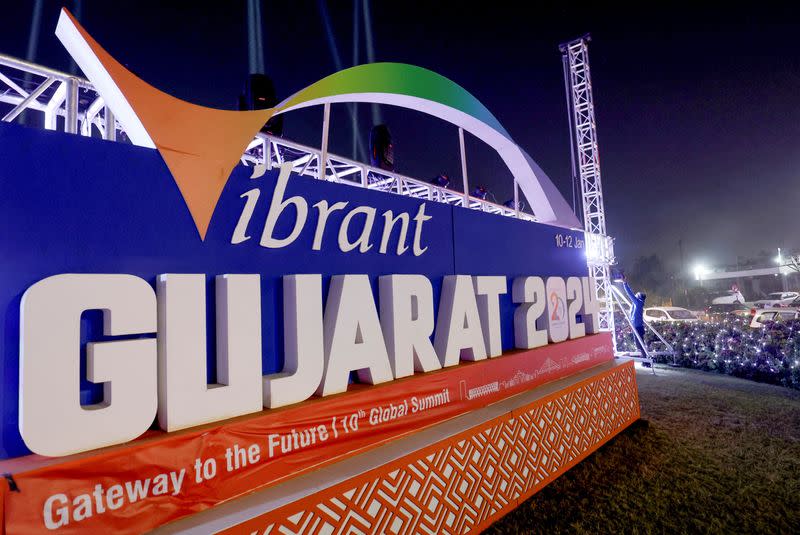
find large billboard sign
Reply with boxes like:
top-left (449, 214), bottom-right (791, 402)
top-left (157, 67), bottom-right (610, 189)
top-left (0, 9), bottom-right (616, 533)
top-left (0, 122), bottom-right (600, 460)
top-left (0, 120), bottom-right (612, 532)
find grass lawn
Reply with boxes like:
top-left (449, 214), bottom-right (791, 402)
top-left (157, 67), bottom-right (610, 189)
top-left (487, 365), bottom-right (800, 534)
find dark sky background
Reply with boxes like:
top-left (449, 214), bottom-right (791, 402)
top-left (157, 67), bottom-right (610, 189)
top-left (2, 1), bottom-right (799, 274)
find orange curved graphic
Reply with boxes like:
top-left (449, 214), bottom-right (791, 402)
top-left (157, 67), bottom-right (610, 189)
top-left (58, 9), bottom-right (272, 239)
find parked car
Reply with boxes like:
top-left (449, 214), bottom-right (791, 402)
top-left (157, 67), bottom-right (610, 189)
top-left (752, 291), bottom-right (799, 308)
top-left (709, 289), bottom-right (746, 305)
top-left (643, 307), bottom-right (699, 323)
top-left (750, 308), bottom-right (800, 328)
top-left (701, 303), bottom-right (752, 322)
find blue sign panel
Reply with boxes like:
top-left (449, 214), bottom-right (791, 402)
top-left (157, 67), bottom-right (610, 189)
top-left (0, 122), bottom-right (587, 458)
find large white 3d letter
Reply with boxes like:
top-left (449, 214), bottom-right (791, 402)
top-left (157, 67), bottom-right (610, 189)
top-left (263, 275), bottom-right (325, 408)
top-left (260, 163), bottom-right (308, 248)
top-left (434, 275), bottom-right (487, 367)
top-left (473, 276), bottom-right (507, 357)
top-left (545, 276), bottom-right (569, 343)
top-left (157, 274), bottom-right (262, 431)
top-left (512, 276), bottom-right (548, 349)
top-left (318, 275), bottom-right (393, 396)
top-left (379, 275), bottom-right (441, 378)
top-left (566, 276), bottom-right (586, 339)
top-left (20, 274), bottom-right (156, 456)
top-left (581, 276), bottom-right (601, 333)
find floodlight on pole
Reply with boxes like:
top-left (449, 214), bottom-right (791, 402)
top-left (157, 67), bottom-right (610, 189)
top-left (693, 264), bottom-right (709, 281)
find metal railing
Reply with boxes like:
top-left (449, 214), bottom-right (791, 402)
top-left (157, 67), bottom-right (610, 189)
top-left (241, 133), bottom-right (538, 218)
top-left (1, 52), bottom-right (537, 221)
top-left (0, 52), bottom-right (119, 140)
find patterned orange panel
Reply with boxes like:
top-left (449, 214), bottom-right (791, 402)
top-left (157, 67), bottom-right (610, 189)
top-left (221, 362), bottom-right (639, 534)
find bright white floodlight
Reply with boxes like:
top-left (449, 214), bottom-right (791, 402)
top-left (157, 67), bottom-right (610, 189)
top-left (693, 264), bottom-right (709, 281)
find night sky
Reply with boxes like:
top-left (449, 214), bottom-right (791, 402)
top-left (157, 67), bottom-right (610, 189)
top-left (2, 1), bottom-right (799, 273)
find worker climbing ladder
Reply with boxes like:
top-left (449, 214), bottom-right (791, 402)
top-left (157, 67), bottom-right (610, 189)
top-left (609, 284), bottom-right (675, 373)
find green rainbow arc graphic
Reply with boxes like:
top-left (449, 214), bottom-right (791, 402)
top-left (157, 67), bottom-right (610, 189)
top-left (274, 63), bottom-right (580, 229)
top-left (277, 63), bottom-right (510, 137)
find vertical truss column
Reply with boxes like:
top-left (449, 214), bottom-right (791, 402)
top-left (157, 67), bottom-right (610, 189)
top-left (560, 35), bottom-right (615, 339)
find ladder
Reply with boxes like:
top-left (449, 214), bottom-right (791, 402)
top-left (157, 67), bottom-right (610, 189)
top-left (609, 285), bottom-right (676, 372)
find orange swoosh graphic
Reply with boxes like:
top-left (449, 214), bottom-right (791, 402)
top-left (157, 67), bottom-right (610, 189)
top-left (59, 9), bottom-right (272, 239)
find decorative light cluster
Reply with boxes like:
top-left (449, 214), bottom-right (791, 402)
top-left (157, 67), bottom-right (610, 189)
top-left (615, 315), bottom-right (800, 389)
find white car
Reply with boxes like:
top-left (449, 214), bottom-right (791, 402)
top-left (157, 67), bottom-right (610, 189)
top-left (643, 307), bottom-right (698, 323)
top-left (710, 290), bottom-right (746, 305)
top-left (750, 308), bottom-right (800, 328)
top-left (753, 292), bottom-right (799, 308)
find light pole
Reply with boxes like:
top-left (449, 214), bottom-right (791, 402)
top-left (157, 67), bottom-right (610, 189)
top-left (693, 264), bottom-right (709, 288)
top-left (776, 247), bottom-right (789, 291)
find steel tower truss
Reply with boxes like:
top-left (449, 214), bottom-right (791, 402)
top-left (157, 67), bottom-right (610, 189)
top-left (560, 36), bottom-right (616, 337)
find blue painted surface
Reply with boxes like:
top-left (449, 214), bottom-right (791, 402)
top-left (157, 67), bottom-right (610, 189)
top-left (0, 122), bottom-right (587, 458)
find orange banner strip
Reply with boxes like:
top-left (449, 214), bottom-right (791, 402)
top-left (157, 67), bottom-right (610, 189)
top-left (2, 334), bottom-right (613, 534)
top-left (222, 360), bottom-right (639, 534)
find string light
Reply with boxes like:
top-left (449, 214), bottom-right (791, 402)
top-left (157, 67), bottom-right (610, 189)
top-left (615, 316), bottom-right (800, 388)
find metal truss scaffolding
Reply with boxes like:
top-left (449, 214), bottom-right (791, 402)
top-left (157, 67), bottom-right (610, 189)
top-left (0, 52), bottom-right (118, 140)
top-left (560, 35), bottom-right (616, 341)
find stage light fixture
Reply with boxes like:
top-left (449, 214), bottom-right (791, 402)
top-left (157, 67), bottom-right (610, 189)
top-left (369, 124), bottom-right (394, 171)
top-left (239, 74), bottom-right (283, 136)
